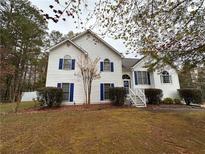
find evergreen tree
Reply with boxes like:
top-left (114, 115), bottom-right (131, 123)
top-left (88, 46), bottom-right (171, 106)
top-left (0, 0), bottom-right (47, 102)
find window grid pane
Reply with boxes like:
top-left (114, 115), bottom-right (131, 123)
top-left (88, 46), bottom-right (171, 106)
top-left (161, 71), bottom-right (171, 83)
top-left (137, 71), bottom-right (148, 84)
top-left (104, 84), bottom-right (111, 100)
top-left (62, 83), bottom-right (70, 101)
top-left (64, 59), bottom-right (72, 70)
top-left (104, 59), bottom-right (110, 71)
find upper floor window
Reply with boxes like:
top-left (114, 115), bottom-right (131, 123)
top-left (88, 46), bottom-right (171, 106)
top-left (161, 71), bottom-right (172, 83)
top-left (59, 55), bottom-right (75, 70)
top-left (63, 55), bottom-right (72, 70)
top-left (100, 58), bottom-right (114, 72)
top-left (134, 71), bottom-right (151, 85)
top-left (103, 59), bottom-right (110, 71)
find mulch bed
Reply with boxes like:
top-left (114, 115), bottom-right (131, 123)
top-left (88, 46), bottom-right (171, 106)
top-left (2, 103), bottom-right (204, 115)
top-left (18, 103), bottom-right (129, 114)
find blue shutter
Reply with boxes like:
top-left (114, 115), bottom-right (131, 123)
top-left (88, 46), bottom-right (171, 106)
top-left (59, 58), bottom-right (63, 70)
top-left (134, 71), bottom-right (138, 85)
top-left (111, 83), bottom-right (114, 88)
top-left (71, 59), bottom-right (75, 70)
top-left (100, 62), bottom-right (104, 72)
top-left (111, 62), bottom-right (114, 72)
top-left (69, 83), bottom-right (74, 102)
top-left (147, 72), bottom-right (151, 85)
top-left (100, 83), bottom-right (104, 101)
top-left (57, 83), bottom-right (61, 88)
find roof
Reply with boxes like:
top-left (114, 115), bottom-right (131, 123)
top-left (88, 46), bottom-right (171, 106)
top-left (48, 29), bottom-right (123, 57)
top-left (49, 38), bottom-right (88, 55)
top-left (71, 29), bottom-right (123, 57)
top-left (122, 58), bottom-right (140, 69)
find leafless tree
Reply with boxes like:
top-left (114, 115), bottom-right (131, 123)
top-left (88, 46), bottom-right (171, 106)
top-left (76, 55), bottom-right (100, 105)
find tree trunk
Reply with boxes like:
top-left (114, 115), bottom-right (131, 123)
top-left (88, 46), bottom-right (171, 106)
top-left (88, 80), bottom-right (92, 105)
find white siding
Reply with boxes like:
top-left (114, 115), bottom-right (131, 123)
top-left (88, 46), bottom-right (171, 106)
top-left (153, 68), bottom-right (180, 98)
top-left (46, 33), bottom-right (122, 105)
top-left (46, 43), bottom-right (85, 104)
top-left (46, 32), bottom-right (180, 105)
top-left (73, 33), bottom-right (123, 103)
top-left (132, 57), bottom-right (180, 98)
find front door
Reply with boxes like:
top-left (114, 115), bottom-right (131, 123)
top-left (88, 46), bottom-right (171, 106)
top-left (123, 80), bottom-right (130, 94)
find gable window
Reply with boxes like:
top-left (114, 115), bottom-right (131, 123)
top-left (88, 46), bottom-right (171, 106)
top-left (134, 71), bottom-right (151, 85)
top-left (63, 55), bottom-right (72, 70)
top-left (104, 59), bottom-right (111, 71)
top-left (161, 71), bottom-right (172, 83)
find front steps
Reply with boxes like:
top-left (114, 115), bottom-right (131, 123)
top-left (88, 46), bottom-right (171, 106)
top-left (126, 88), bottom-right (146, 107)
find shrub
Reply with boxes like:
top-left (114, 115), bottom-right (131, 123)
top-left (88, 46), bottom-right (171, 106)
top-left (37, 87), bottom-right (63, 108)
top-left (144, 88), bottom-right (163, 104)
top-left (174, 98), bottom-right (181, 104)
top-left (178, 88), bottom-right (202, 105)
top-left (162, 97), bottom-right (174, 104)
top-left (109, 87), bottom-right (126, 106)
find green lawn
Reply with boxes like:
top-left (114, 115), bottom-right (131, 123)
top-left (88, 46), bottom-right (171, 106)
top-left (0, 103), bottom-right (205, 154)
top-left (0, 101), bottom-right (38, 113)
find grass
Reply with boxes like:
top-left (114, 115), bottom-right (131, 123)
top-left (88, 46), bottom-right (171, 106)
top-left (0, 102), bottom-right (205, 154)
top-left (0, 101), bottom-right (38, 113)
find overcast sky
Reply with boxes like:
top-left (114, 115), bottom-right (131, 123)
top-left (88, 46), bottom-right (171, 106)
top-left (30, 0), bottom-right (137, 58)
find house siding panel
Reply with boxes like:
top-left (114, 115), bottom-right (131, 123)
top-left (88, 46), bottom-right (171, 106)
top-left (46, 33), bottom-right (123, 105)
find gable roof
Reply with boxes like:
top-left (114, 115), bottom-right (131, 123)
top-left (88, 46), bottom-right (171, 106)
top-left (49, 38), bottom-right (88, 55)
top-left (131, 56), bottom-right (146, 68)
top-left (71, 29), bottom-right (123, 58)
top-left (122, 58), bottom-right (140, 69)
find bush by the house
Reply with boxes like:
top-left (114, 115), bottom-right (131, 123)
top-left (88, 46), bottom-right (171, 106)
top-left (162, 97), bottom-right (174, 104)
top-left (37, 87), bottom-right (63, 108)
top-left (144, 88), bottom-right (163, 104)
top-left (174, 98), bottom-right (181, 104)
top-left (109, 87), bottom-right (126, 106)
top-left (178, 88), bottom-right (202, 105)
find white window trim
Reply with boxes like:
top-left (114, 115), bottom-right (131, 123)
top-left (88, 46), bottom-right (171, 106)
top-left (160, 71), bottom-right (172, 84)
top-left (62, 83), bottom-right (70, 101)
top-left (103, 58), bottom-right (111, 72)
top-left (136, 71), bottom-right (149, 85)
top-left (63, 55), bottom-right (72, 70)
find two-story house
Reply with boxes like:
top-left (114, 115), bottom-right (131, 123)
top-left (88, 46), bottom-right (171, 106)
top-left (46, 30), bottom-right (180, 107)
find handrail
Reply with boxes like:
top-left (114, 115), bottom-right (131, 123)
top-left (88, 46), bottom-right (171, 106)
top-left (128, 88), bottom-right (146, 107)
top-left (135, 88), bottom-right (147, 107)
top-left (129, 88), bottom-right (137, 105)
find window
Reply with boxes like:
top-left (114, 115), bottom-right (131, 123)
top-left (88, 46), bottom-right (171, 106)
top-left (63, 55), bottom-right (72, 70)
top-left (135, 71), bottom-right (150, 85)
top-left (104, 59), bottom-right (111, 71)
top-left (122, 74), bottom-right (131, 79)
top-left (100, 83), bottom-right (114, 100)
top-left (62, 83), bottom-right (70, 101)
top-left (104, 83), bottom-right (111, 100)
top-left (161, 71), bottom-right (172, 83)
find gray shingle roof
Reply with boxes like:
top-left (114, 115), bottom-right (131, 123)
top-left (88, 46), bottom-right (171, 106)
top-left (122, 58), bottom-right (140, 69)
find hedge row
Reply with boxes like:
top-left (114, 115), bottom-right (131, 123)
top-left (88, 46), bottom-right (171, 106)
top-left (36, 87), bottom-right (202, 108)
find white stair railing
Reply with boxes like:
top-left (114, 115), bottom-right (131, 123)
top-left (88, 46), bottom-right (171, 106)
top-left (135, 88), bottom-right (146, 107)
top-left (128, 88), bottom-right (146, 107)
top-left (129, 88), bottom-right (137, 105)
